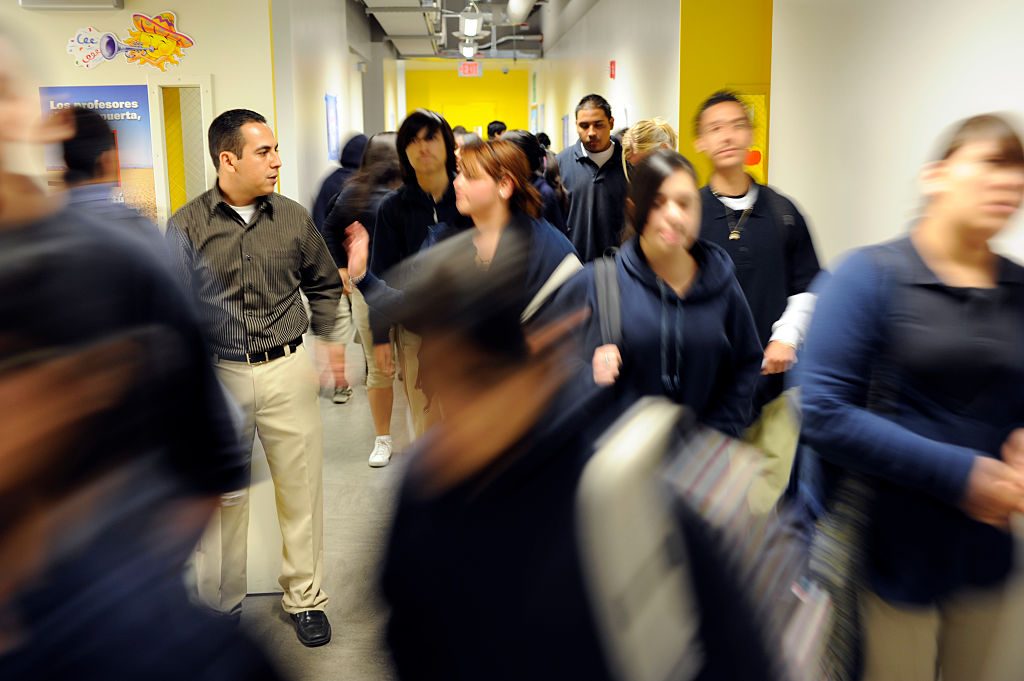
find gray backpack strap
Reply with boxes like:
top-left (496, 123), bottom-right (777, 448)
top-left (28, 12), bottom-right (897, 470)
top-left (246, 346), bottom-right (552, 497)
top-left (594, 255), bottom-right (621, 346)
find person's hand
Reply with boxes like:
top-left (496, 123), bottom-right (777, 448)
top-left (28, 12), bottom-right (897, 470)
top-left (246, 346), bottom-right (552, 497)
top-left (343, 222), bottom-right (369, 280)
top-left (339, 267), bottom-right (352, 296)
top-left (762, 340), bottom-right (797, 375)
top-left (592, 344), bottom-right (622, 386)
top-left (961, 455), bottom-right (1024, 529)
top-left (315, 342), bottom-right (346, 389)
top-left (1002, 428), bottom-right (1024, 472)
top-left (374, 342), bottom-right (395, 379)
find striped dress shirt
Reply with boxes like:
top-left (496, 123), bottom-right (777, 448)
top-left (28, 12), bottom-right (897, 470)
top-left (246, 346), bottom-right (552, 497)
top-left (166, 184), bottom-right (342, 358)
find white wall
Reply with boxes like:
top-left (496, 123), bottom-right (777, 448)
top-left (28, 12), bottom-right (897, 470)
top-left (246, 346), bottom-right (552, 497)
top-left (0, 0), bottom-right (276, 222)
top-left (535, 0), bottom-right (680, 152)
top-left (771, 0), bottom-right (1024, 265)
top-left (271, 0), bottom-right (372, 208)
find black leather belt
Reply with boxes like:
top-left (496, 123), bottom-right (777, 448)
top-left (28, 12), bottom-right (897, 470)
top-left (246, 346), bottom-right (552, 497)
top-left (215, 338), bottom-right (303, 365)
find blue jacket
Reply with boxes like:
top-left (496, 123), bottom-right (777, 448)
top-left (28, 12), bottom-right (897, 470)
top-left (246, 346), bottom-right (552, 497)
top-left (359, 212), bottom-right (579, 338)
top-left (556, 141), bottom-right (629, 262)
top-left (532, 175), bottom-right (566, 235)
top-left (363, 177), bottom-right (471, 343)
top-left (547, 237), bottom-right (763, 437)
top-left (800, 237), bottom-right (1024, 604)
top-left (311, 134), bottom-right (367, 231)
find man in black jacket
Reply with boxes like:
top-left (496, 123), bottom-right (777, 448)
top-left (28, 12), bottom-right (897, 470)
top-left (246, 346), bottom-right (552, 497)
top-left (556, 94), bottom-right (629, 262)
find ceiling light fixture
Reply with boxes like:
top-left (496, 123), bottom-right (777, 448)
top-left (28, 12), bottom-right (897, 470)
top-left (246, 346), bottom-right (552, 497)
top-left (459, 1), bottom-right (483, 38)
top-left (460, 40), bottom-right (476, 59)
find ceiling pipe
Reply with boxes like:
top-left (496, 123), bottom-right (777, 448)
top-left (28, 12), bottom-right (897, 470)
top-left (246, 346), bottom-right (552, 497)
top-left (506, 0), bottom-right (538, 24)
top-left (478, 34), bottom-right (542, 49)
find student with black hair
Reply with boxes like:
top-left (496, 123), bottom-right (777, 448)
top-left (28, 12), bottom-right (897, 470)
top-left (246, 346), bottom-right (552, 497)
top-left (347, 139), bottom-right (580, 351)
top-left (501, 129), bottom-right (567, 233)
top-left (694, 90), bottom-right (821, 411)
top-left (62, 107), bottom-right (155, 234)
top-left (357, 109), bottom-right (471, 438)
top-left (486, 120), bottom-right (506, 140)
top-left (547, 149), bottom-right (762, 438)
top-left (556, 93), bottom-right (629, 261)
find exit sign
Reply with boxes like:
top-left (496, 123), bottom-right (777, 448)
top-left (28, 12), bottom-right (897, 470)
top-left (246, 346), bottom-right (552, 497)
top-left (458, 61), bottom-right (482, 77)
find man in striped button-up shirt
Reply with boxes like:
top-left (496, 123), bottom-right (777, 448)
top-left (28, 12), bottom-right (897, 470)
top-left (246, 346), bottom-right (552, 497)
top-left (166, 109), bottom-right (342, 648)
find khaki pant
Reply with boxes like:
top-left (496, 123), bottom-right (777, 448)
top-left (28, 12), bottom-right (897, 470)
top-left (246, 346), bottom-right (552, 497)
top-left (352, 289), bottom-right (394, 390)
top-left (862, 584), bottom-right (1021, 681)
top-left (396, 326), bottom-right (438, 438)
top-left (194, 344), bottom-right (328, 615)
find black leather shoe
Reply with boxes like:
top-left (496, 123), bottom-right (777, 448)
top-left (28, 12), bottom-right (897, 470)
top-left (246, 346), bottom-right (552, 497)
top-left (290, 610), bottom-right (331, 647)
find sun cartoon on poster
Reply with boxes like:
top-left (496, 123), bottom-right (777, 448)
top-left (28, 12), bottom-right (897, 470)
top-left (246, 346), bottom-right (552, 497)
top-left (67, 12), bottom-right (195, 72)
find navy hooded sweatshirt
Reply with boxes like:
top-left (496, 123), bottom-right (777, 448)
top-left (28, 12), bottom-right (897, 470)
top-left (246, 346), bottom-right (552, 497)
top-left (312, 134), bottom-right (368, 232)
top-left (358, 212), bottom-right (580, 340)
top-left (547, 237), bottom-right (763, 437)
top-left (362, 176), bottom-right (472, 343)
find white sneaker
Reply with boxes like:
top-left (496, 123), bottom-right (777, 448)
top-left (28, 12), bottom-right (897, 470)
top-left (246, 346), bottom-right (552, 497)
top-left (368, 436), bottom-right (393, 468)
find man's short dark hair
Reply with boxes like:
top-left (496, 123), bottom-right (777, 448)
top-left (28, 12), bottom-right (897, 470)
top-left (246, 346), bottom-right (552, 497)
top-left (487, 120), bottom-right (507, 140)
top-left (694, 90), bottom-right (750, 135)
top-left (396, 109), bottom-right (457, 186)
top-left (208, 109), bottom-right (267, 168)
top-left (63, 107), bottom-right (115, 185)
top-left (452, 125), bottom-right (468, 136)
top-left (575, 94), bottom-right (612, 121)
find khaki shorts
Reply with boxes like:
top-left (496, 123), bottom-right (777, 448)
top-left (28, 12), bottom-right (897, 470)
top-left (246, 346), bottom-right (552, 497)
top-left (351, 288), bottom-right (395, 390)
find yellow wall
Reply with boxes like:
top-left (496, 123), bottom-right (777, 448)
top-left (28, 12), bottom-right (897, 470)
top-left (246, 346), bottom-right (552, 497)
top-left (679, 0), bottom-right (773, 184)
top-left (162, 87), bottom-right (187, 213)
top-left (405, 66), bottom-right (529, 135)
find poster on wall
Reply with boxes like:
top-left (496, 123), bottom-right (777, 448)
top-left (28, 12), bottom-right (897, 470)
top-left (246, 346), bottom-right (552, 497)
top-left (40, 85), bottom-right (156, 221)
top-left (736, 92), bottom-right (768, 184)
top-left (67, 12), bottom-right (195, 72)
top-left (325, 94), bottom-right (340, 162)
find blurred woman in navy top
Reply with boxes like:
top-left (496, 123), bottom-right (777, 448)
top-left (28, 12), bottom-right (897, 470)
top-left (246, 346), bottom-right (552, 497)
top-left (800, 114), bottom-right (1024, 681)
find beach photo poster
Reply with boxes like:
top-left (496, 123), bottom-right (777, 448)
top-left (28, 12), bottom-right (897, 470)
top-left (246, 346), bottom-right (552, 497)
top-left (40, 84), bottom-right (156, 221)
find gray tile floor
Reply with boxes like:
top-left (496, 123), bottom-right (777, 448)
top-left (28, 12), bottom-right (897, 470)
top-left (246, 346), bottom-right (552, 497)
top-left (240, 340), bottom-right (407, 681)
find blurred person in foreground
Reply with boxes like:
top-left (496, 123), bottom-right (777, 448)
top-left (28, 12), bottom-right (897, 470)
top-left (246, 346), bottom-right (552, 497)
top-left (800, 113), bottom-right (1024, 681)
top-left (372, 231), bottom-right (619, 680)
top-left (166, 108), bottom-right (343, 647)
top-left (62, 106), bottom-right (157, 234)
top-left (371, 227), bottom-right (781, 681)
top-left (0, 30), bottom-right (281, 680)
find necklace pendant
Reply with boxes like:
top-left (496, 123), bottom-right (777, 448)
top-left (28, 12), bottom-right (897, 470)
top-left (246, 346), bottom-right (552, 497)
top-left (729, 230), bottom-right (741, 241)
